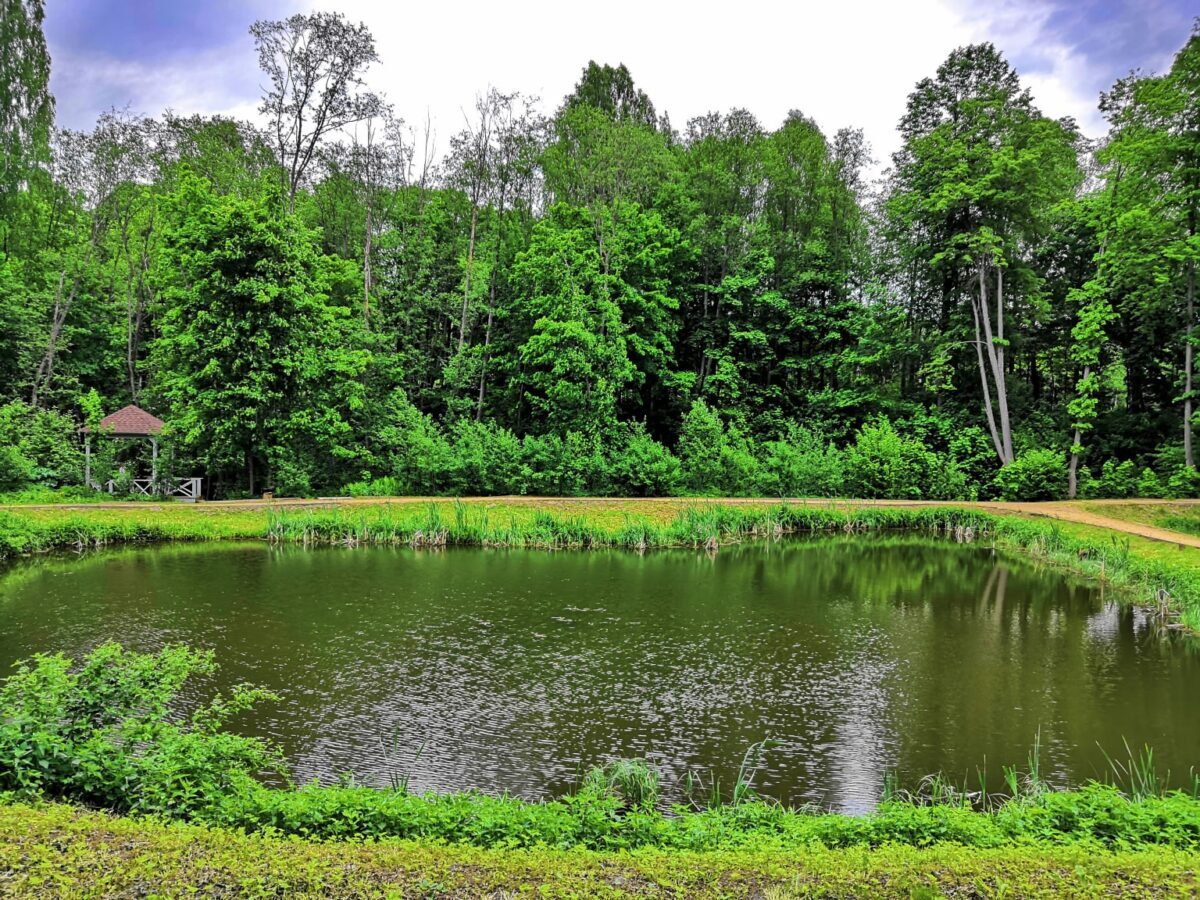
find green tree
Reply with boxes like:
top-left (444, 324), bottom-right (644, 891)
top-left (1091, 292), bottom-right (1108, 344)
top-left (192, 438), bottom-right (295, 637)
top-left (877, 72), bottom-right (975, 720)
top-left (886, 44), bottom-right (1081, 466)
top-left (0, 0), bottom-right (53, 252)
top-left (1100, 27), bottom-right (1200, 466)
top-left (151, 173), bottom-right (369, 494)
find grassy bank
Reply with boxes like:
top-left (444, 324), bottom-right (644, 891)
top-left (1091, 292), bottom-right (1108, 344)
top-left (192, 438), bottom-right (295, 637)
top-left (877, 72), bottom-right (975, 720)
top-left (3, 803), bottom-right (1197, 899)
top-left (3, 498), bottom-right (1200, 628)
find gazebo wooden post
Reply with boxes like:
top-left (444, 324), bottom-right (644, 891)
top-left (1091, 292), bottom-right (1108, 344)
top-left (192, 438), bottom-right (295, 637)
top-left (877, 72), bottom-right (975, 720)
top-left (151, 437), bottom-right (158, 486)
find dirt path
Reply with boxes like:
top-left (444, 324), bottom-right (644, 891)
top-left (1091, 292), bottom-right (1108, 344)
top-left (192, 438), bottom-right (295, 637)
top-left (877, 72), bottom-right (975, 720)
top-left (6, 495), bottom-right (1200, 549)
top-left (973, 500), bottom-right (1200, 549)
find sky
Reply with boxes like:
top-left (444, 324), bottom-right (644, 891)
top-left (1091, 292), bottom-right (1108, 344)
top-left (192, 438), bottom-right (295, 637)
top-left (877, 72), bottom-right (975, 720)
top-left (43, 0), bottom-right (1197, 171)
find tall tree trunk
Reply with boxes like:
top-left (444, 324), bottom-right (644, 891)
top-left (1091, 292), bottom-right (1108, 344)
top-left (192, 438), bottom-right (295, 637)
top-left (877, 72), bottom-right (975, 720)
top-left (992, 265), bottom-right (1014, 463)
top-left (973, 262), bottom-right (1013, 465)
top-left (1068, 364), bottom-right (1090, 500)
top-left (1186, 256), bottom-right (1196, 469)
top-left (457, 204), bottom-right (478, 352)
top-left (972, 295), bottom-right (1005, 462)
top-left (363, 203), bottom-right (373, 327)
top-left (476, 194), bottom-right (506, 421)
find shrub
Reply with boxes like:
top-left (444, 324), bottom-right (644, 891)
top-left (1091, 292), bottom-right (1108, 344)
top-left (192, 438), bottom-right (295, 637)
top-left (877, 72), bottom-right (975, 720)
top-left (845, 419), bottom-right (967, 500)
top-left (520, 431), bottom-right (605, 496)
top-left (444, 419), bottom-right (523, 495)
top-left (374, 391), bottom-right (453, 493)
top-left (606, 426), bottom-right (682, 497)
top-left (1097, 459), bottom-right (1138, 499)
top-left (994, 449), bottom-right (1067, 501)
top-left (678, 399), bottom-right (725, 493)
top-left (758, 427), bottom-right (844, 498)
top-left (0, 445), bottom-right (34, 492)
top-left (1137, 467), bottom-right (1166, 499)
top-left (718, 427), bottom-right (762, 496)
top-left (1167, 466), bottom-right (1200, 499)
top-left (0, 644), bottom-right (280, 816)
top-left (0, 400), bottom-right (82, 488)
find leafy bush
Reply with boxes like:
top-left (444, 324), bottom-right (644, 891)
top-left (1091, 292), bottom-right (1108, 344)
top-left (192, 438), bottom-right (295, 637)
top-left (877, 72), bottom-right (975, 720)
top-left (678, 399), bottom-right (725, 493)
top-left (994, 449), bottom-right (1066, 501)
top-left (758, 427), bottom-right (844, 498)
top-left (844, 419), bottom-right (967, 500)
top-left (0, 445), bottom-right (34, 492)
top-left (1137, 467), bottom-right (1166, 499)
top-left (444, 419), bottom-right (523, 495)
top-left (1097, 459), bottom-right (1138, 499)
top-left (0, 644), bottom-right (279, 816)
top-left (1167, 466), bottom-right (1200, 499)
top-left (0, 401), bottom-right (81, 488)
top-left (520, 431), bottom-right (605, 496)
top-left (605, 425), bottom-right (682, 496)
top-left (376, 391), bottom-right (453, 493)
top-left (718, 427), bottom-right (762, 496)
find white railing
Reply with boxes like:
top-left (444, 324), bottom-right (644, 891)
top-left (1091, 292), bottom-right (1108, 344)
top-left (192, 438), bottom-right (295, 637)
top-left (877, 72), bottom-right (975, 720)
top-left (104, 477), bottom-right (202, 502)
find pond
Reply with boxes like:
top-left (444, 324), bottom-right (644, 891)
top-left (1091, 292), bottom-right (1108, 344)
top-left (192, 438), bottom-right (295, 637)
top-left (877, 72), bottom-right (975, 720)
top-left (1, 537), bottom-right (1196, 813)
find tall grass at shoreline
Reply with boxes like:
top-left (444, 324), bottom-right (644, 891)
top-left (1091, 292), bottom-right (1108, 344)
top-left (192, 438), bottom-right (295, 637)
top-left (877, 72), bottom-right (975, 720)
top-left (3, 500), bottom-right (1200, 628)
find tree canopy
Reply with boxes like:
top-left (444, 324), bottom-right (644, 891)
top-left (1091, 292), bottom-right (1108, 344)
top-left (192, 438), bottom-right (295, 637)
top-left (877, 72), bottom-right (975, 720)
top-left (2, 13), bottom-right (1200, 502)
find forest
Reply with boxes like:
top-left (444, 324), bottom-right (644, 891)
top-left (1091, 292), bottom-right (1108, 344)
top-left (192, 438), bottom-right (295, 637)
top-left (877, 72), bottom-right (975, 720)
top-left (2, 4), bottom-right (1199, 502)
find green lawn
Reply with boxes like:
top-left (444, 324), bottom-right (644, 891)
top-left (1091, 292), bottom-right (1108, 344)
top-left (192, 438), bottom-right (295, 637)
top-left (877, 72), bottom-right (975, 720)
top-left (3, 803), bottom-right (1195, 899)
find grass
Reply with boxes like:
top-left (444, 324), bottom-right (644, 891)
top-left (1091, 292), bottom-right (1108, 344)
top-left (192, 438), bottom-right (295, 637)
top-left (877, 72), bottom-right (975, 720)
top-left (3, 511), bottom-right (1200, 894)
top-left (3, 497), bottom-right (1200, 628)
top-left (2, 802), bottom-right (1197, 899)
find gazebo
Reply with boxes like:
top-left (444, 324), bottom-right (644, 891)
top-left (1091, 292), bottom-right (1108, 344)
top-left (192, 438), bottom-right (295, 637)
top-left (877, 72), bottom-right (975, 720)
top-left (81, 405), bottom-right (201, 501)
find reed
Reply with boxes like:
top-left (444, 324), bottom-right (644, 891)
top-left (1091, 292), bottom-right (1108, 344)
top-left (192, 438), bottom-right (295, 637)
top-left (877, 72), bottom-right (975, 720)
top-left (5, 500), bottom-right (1200, 628)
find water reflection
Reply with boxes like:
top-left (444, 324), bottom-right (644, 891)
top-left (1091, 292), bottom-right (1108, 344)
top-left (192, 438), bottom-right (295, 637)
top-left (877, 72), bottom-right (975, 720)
top-left (0, 537), bottom-right (1197, 812)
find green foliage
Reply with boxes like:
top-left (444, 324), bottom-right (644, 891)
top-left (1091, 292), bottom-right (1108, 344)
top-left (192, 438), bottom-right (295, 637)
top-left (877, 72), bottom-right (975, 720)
top-left (3, 11), bottom-right (1200, 502)
top-left (606, 424), bottom-right (682, 497)
top-left (0, 644), bottom-right (280, 816)
top-left (845, 420), bottom-right (968, 500)
top-left (519, 431), bottom-right (605, 496)
top-left (1097, 459), bottom-right (1139, 499)
top-left (0, 444), bottom-right (34, 491)
top-left (757, 427), bottom-right (844, 498)
top-left (0, 400), bottom-right (81, 487)
top-left (443, 418), bottom-right (523, 495)
top-left (4, 803), bottom-right (1197, 899)
top-left (994, 449), bottom-right (1067, 501)
top-left (678, 399), bottom-right (724, 492)
top-left (151, 172), bottom-right (369, 496)
top-left (580, 759), bottom-right (660, 811)
top-left (1167, 465), bottom-right (1200, 499)
top-left (1137, 466), bottom-right (1167, 499)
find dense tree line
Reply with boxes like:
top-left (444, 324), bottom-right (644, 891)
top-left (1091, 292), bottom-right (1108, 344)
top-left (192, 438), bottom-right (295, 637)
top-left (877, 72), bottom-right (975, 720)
top-left (1, 5), bottom-right (1199, 501)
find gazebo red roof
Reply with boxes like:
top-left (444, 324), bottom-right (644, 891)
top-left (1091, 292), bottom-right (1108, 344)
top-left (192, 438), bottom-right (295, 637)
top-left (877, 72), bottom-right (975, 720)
top-left (82, 404), bottom-right (164, 437)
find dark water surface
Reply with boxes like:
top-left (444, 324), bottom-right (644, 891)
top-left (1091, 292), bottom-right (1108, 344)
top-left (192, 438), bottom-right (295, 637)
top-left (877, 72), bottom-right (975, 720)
top-left (1, 537), bottom-right (1196, 812)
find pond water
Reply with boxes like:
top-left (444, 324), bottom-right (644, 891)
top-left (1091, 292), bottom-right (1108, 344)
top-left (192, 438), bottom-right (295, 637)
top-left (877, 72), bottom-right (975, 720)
top-left (1, 537), bottom-right (1196, 812)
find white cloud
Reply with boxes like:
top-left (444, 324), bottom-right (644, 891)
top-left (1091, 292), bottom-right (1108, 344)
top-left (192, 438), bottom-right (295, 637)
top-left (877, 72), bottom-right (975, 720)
top-left (50, 41), bottom-right (262, 129)
top-left (309, 0), bottom-right (981, 170)
top-left (50, 0), bottom-right (1186, 173)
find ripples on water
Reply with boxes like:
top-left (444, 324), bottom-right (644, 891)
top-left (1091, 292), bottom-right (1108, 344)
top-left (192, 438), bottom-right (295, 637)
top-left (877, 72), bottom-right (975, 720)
top-left (1, 537), bottom-right (1196, 813)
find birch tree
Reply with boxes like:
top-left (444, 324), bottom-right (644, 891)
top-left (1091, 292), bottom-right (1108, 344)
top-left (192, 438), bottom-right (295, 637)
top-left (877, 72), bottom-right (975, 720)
top-left (886, 43), bottom-right (1081, 466)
